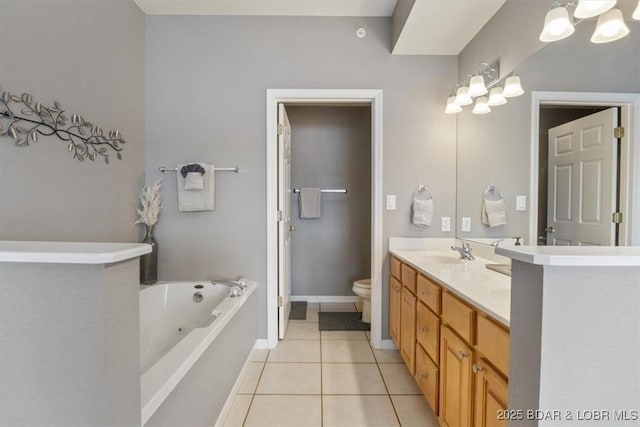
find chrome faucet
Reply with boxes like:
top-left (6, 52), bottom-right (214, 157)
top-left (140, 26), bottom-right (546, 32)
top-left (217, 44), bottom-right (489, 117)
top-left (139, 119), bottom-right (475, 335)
top-left (211, 278), bottom-right (248, 297)
top-left (451, 242), bottom-right (475, 260)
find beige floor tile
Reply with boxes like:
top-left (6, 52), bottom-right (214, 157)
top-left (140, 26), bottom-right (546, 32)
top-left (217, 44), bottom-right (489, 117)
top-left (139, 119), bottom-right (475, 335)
top-left (323, 395), bottom-right (400, 427)
top-left (307, 302), bottom-right (320, 311)
top-left (238, 362), bottom-right (264, 394)
top-left (320, 302), bottom-right (357, 311)
top-left (322, 363), bottom-right (387, 394)
top-left (267, 339), bottom-right (321, 362)
top-left (321, 330), bottom-right (368, 340)
top-left (285, 322), bottom-right (320, 340)
top-left (244, 395), bottom-right (321, 427)
top-left (373, 349), bottom-right (404, 363)
top-left (322, 340), bottom-right (375, 363)
top-left (256, 362), bottom-right (321, 394)
top-left (391, 395), bottom-right (439, 427)
top-left (291, 310), bottom-right (319, 323)
top-left (250, 348), bottom-right (269, 362)
top-left (365, 330), bottom-right (371, 339)
top-left (222, 394), bottom-right (253, 427)
top-left (379, 363), bottom-right (422, 395)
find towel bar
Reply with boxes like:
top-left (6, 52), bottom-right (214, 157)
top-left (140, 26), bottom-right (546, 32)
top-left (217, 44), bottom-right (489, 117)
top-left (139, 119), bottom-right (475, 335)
top-left (292, 188), bottom-right (347, 194)
top-left (158, 166), bottom-right (240, 173)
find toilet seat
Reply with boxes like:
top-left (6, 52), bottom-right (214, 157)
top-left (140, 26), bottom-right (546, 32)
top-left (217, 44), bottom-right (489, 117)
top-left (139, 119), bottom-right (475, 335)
top-left (353, 279), bottom-right (371, 290)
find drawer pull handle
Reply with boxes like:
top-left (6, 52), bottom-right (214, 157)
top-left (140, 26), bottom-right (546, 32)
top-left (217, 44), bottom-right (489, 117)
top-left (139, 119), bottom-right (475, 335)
top-left (421, 290), bottom-right (426, 295)
top-left (472, 364), bottom-right (483, 374)
top-left (421, 373), bottom-right (428, 379)
top-left (456, 351), bottom-right (469, 361)
top-left (420, 328), bottom-right (426, 333)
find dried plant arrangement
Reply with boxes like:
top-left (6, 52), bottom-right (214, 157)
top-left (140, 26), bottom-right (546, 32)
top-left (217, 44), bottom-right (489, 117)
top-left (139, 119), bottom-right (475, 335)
top-left (135, 180), bottom-right (163, 230)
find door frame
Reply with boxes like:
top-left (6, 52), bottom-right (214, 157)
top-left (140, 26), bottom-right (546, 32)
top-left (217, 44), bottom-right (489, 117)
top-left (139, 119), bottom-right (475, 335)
top-left (529, 91), bottom-right (640, 246)
top-left (266, 89), bottom-right (384, 349)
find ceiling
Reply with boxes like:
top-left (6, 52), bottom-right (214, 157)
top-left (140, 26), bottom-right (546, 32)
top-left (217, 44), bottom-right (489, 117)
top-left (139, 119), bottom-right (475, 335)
top-left (133, 0), bottom-right (507, 55)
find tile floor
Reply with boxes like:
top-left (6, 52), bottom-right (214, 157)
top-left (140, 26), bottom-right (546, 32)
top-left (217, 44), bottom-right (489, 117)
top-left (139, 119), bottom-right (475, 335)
top-left (222, 302), bottom-right (440, 426)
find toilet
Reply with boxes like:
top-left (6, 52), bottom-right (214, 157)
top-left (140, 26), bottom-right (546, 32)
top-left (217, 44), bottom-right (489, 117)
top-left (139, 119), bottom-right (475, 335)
top-left (352, 279), bottom-right (371, 323)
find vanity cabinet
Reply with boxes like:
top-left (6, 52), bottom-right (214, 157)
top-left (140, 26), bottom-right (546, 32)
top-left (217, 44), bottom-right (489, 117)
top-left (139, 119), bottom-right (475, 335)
top-left (440, 325), bottom-right (474, 427)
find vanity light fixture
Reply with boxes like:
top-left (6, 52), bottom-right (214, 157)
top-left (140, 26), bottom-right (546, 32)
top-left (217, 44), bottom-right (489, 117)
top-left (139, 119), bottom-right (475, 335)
top-left (591, 8), bottom-right (630, 42)
top-left (574, 0), bottom-right (616, 19)
top-left (454, 86), bottom-right (473, 106)
top-left (503, 75), bottom-right (525, 98)
top-left (633, 0), bottom-right (640, 20)
top-left (472, 96), bottom-right (491, 115)
top-left (487, 87), bottom-right (508, 106)
top-left (540, 4), bottom-right (575, 42)
top-left (468, 75), bottom-right (488, 97)
top-left (444, 96), bottom-right (463, 114)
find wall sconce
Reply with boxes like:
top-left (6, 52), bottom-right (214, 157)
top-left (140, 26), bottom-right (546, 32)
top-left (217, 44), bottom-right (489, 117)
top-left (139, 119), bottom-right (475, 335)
top-left (444, 61), bottom-right (524, 115)
top-left (540, 0), bottom-right (638, 44)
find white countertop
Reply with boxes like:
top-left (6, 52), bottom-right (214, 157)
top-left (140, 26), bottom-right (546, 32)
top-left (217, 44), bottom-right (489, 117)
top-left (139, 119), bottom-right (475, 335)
top-left (496, 245), bottom-right (640, 266)
top-left (0, 241), bottom-right (152, 264)
top-left (390, 249), bottom-right (511, 327)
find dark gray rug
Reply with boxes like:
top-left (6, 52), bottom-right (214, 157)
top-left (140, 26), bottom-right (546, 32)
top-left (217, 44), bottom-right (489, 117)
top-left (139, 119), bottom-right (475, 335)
top-left (289, 301), bottom-right (307, 320)
top-left (319, 311), bottom-right (370, 331)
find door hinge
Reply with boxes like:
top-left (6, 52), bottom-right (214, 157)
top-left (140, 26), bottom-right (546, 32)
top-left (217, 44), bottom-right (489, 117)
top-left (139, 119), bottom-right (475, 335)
top-left (614, 126), bottom-right (625, 139)
top-left (277, 124), bottom-right (283, 135)
top-left (612, 211), bottom-right (623, 224)
top-left (277, 296), bottom-right (283, 307)
top-left (277, 210), bottom-right (283, 221)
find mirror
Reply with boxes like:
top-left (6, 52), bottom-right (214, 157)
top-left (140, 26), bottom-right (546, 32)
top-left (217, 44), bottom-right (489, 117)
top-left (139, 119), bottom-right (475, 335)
top-left (456, 23), bottom-right (640, 245)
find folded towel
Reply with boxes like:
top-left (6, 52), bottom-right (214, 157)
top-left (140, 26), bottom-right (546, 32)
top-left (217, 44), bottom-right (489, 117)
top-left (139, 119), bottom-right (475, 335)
top-left (184, 172), bottom-right (205, 190)
top-left (177, 163), bottom-right (215, 212)
top-left (412, 197), bottom-right (433, 227)
top-left (481, 198), bottom-right (507, 227)
top-left (299, 188), bottom-right (321, 219)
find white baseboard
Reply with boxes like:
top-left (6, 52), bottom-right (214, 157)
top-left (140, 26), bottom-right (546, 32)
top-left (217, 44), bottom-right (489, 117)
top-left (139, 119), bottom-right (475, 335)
top-left (380, 339), bottom-right (397, 350)
top-left (291, 295), bottom-right (359, 303)
top-left (253, 339), bottom-right (271, 349)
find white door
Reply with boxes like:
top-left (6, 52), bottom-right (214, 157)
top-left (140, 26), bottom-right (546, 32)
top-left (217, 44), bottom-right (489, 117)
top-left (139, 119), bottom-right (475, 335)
top-left (277, 103), bottom-right (292, 339)
top-left (547, 108), bottom-right (619, 246)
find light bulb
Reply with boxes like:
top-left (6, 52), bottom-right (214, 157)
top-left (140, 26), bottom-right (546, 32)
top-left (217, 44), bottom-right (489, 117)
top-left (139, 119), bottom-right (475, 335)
top-left (468, 75), bottom-right (488, 97)
top-left (503, 75), bottom-right (524, 97)
top-left (633, 0), bottom-right (640, 20)
top-left (487, 87), bottom-right (507, 106)
top-left (472, 97), bottom-right (491, 115)
top-left (540, 6), bottom-right (575, 42)
top-left (573, 0), bottom-right (616, 19)
top-left (444, 96), bottom-right (462, 114)
top-left (454, 86), bottom-right (473, 106)
top-left (591, 8), bottom-right (630, 43)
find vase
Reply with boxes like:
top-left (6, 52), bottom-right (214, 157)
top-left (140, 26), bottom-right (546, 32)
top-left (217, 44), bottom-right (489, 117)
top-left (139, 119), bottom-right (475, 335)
top-left (140, 225), bottom-right (158, 285)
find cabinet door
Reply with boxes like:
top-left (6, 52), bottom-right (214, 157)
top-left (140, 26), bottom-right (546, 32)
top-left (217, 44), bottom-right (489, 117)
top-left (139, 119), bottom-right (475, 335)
top-left (439, 326), bottom-right (473, 427)
top-left (389, 277), bottom-right (402, 348)
top-left (474, 359), bottom-right (508, 427)
top-left (400, 287), bottom-right (417, 374)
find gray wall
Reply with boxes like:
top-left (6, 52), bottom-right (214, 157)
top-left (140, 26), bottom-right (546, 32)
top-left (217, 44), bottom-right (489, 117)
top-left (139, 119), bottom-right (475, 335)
top-left (0, 0), bottom-right (146, 242)
top-left (456, 22), bottom-right (640, 242)
top-left (288, 106), bottom-right (371, 297)
top-left (146, 16), bottom-right (458, 338)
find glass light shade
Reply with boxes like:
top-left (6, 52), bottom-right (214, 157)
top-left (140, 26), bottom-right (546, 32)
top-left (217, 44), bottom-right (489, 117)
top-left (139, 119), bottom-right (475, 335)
top-left (503, 75), bottom-right (525, 97)
top-left (573, 0), bottom-right (616, 19)
top-left (472, 97), bottom-right (491, 115)
top-left (444, 96), bottom-right (462, 114)
top-left (633, 0), bottom-right (640, 20)
top-left (539, 6), bottom-right (575, 42)
top-left (454, 86), bottom-right (473, 106)
top-left (591, 8), bottom-right (630, 43)
top-left (487, 87), bottom-right (507, 106)
top-left (468, 75), bottom-right (488, 97)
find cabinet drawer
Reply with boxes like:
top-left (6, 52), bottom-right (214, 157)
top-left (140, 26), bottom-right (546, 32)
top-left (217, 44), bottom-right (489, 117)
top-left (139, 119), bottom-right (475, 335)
top-left (476, 314), bottom-right (510, 376)
top-left (415, 344), bottom-right (439, 416)
top-left (416, 301), bottom-right (440, 364)
top-left (441, 291), bottom-right (475, 344)
top-left (417, 274), bottom-right (441, 314)
top-left (401, 264), bottom-right (417, 294)
top-left (391, 256), bottom-right (402, 281)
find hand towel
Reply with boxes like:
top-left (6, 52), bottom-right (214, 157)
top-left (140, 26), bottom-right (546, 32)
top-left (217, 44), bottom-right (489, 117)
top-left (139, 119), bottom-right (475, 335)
top-left (299, 188), bottom-right (321, 219)
top-left (481, 198), bottom-right (507, 227)
top-left (184, 172), bottom-right (205, 190)
top-left (177, 163), bottom-right (215, 212)
top-left (412, 197), bottom-right (434, 227)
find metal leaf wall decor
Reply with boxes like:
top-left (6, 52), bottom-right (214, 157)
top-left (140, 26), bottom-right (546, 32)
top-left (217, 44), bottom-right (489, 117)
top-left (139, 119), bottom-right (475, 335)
top-left (0, 86), bottom-right (125, 164)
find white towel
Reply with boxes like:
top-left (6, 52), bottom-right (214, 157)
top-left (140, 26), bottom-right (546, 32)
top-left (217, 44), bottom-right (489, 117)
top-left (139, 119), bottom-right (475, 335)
top-left (177, 163), bottom-right (215, 212)
top-left (299, 188), bottom-right (321, 219)
top-left (412, 197), bottom-right (433, 227)
top-left (481, 198), bottom-right (507, 227)
top-left (184, 172), bottom-right (205, 190)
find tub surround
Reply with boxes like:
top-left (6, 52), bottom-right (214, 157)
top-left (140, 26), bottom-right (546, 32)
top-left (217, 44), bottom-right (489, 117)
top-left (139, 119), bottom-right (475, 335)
top-left (497, 246), bottom-right (640, 426)
top-left (0, 241), bottom-right (149, 426)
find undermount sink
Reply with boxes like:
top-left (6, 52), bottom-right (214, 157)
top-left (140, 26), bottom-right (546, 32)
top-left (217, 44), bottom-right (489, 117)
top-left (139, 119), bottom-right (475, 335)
top-left (418, 255), bottom-right (464, 264)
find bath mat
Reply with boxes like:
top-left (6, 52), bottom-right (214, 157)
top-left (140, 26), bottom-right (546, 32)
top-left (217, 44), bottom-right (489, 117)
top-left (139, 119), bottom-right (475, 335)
top-left (289, 301), bottom-right (307, 320)
top-left (318, 311), bottom-right (370, 331)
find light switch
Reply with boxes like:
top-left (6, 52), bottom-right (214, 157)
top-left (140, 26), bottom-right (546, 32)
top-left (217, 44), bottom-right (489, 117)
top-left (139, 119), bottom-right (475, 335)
top-left (441, 217), bottom-right (451, 232)
top-left (386, 195), bottom-right (396, 210)
top-left (461, 217), bottom-right (471, 232)
top-left (516, 195), bottom-right (527, 211)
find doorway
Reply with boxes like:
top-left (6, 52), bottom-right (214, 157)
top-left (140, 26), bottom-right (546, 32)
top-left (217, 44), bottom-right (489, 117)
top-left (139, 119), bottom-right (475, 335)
top-left (266, 89), bottom-right (383, 349)
top-left (530, 92), bottom-right (640, 246)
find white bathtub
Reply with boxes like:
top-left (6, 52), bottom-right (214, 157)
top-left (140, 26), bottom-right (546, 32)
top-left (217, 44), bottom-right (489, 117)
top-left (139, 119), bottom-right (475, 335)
top-left (140, 281), bottom-right (256, 425)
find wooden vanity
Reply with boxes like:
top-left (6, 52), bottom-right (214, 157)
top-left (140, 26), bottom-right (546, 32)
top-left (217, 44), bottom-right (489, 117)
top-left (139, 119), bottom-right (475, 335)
top-left (390, 253), bottom-right (509, 427)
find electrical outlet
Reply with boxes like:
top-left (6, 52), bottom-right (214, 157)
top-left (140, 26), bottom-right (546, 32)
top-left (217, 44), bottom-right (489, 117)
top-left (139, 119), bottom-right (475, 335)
top-left (462, 217), bottom-right (471, 232)
top-left (386, 195), bottom-right (396, 210)
top-left (516, 195), bottom-right (527, 211)
top-left (441, 217), bottom-right (451, 232)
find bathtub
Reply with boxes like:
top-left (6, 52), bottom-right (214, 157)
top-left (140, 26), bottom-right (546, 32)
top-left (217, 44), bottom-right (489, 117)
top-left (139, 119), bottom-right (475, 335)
top-left (140, 280), bottom-right (256, 425)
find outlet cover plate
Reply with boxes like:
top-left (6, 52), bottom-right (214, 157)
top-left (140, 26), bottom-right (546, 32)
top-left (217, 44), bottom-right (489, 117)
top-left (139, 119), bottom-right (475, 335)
top-left (441, 217), bottom-right (451, 232)
top-left (461, 217), bottom-right (471, 232)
